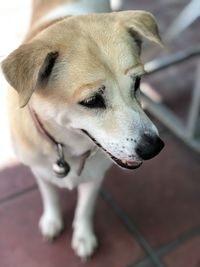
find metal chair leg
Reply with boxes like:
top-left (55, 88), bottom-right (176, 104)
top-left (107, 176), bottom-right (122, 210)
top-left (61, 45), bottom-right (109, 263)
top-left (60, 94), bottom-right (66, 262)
top-left (164, 0), bottom-right (200, 41)
top-left (186, 61), bottom-right (200, 139)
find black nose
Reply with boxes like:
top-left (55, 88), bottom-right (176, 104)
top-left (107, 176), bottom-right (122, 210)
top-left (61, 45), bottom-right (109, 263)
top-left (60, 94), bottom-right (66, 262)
top-left (136, 134), bottom-right (165, 160)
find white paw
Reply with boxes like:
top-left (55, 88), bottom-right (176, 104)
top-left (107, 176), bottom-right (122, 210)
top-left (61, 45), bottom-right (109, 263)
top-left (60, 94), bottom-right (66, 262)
top-left (72, 223), bottom-right (98, 261)
top-left (39, 213), bottom-right (64, 242)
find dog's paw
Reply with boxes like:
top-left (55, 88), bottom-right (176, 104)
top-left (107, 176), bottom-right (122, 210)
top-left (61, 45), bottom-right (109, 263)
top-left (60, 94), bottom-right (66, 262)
top-left (39, 213), bottom-right (64, 242)
top-left (72, 224), bottom-right (98, 261)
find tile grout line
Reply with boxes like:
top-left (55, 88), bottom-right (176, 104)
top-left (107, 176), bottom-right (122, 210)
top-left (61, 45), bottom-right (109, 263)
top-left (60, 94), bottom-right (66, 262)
top-left (127, 223), bottom-right (200, 267)
top-left (100, 189), bottom-right (166, 267)
top-left (127, 258), bottom-right (152, 267)
top-left (157, 224), bottom-right (200, 256)
top-left (0, 185), bottom-right (38, 205)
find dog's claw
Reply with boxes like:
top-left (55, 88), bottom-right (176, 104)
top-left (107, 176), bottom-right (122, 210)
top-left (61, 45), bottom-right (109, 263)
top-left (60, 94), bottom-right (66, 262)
top-left (42, 231), bottom-right (63, 243)
top-left (81, 256), bottom-right (90, 263)
top-left (42, 235), bottom-right (55, 243)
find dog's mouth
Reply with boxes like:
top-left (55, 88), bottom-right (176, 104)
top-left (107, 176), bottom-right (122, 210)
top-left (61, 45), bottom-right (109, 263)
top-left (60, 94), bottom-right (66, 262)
top-left (81, 130), bottom-right (142, 170)
top-left (111, 157), bottom-right (142, 170)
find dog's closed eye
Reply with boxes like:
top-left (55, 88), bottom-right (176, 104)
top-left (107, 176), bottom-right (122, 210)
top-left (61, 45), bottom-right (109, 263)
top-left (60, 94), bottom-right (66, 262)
top-left (79, 94), bottom-right (106, 109)
top-left (130, 76), bottom-right (142, 103)
top-left (134, 76), bottom-right (141, 92)
top-left (131, 76), bottom-right (141, 95)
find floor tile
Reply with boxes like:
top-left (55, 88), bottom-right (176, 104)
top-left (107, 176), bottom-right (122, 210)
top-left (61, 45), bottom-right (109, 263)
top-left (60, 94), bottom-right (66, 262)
top-left (0, 163), bottom-right (36, 202)
top-left (104, 135), bottom-right (200, 248)
top-left (0, 189), bottom-right (143, 267)
top-left (162, 236), bottom-right (200, 267)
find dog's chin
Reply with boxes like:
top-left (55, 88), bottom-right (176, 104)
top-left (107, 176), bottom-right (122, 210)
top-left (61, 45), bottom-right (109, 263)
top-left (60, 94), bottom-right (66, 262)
top-left (81, 129), bottom-right (143, 170)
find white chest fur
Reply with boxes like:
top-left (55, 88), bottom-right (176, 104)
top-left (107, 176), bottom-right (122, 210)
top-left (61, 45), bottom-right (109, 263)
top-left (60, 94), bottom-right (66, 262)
top-left (31, 147), bottom-right (111, 190)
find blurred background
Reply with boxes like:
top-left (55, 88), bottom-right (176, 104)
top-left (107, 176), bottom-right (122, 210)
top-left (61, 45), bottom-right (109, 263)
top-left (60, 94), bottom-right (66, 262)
top-left (0, 1), bottom-right (200, 267)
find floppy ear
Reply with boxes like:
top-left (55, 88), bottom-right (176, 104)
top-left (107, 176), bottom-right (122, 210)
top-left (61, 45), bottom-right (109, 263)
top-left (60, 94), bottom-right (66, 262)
top-left (117, 10), bottom-right (163, 47)
top-left (1, 40), bottom-right (59, 108)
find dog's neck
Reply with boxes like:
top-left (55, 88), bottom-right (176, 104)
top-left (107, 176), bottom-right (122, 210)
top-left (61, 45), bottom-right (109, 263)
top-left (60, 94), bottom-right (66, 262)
top-left (36, 0), bottom-right (111, 26)
top-left (28, 105), bottom-right (98, 176)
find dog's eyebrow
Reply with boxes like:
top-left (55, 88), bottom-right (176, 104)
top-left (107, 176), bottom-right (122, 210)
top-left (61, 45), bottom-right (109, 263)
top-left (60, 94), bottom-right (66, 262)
top-left (73, 79), bottom-right (104, 99)
top-left (124, 63), bottom-right (144, 75)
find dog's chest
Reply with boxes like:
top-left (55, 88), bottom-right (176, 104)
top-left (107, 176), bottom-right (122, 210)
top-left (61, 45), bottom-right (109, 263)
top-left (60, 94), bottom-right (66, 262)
top-left (35, 154), bottom-right (88, 189)
top-left (33, 147), bottom-right (111, 190)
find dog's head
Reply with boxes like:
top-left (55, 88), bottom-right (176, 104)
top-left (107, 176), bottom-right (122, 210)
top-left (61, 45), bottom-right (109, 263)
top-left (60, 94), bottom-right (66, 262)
top-left (2, 11), bottom-right (164, 169)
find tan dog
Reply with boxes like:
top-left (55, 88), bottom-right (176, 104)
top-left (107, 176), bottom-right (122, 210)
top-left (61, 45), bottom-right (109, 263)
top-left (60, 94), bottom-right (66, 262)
top-left (2, 0), bottom-right (164, 261)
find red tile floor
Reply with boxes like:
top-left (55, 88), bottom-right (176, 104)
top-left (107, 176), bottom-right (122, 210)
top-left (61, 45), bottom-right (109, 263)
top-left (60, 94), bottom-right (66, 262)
top-left (0, 1), bottom-right (200, 267)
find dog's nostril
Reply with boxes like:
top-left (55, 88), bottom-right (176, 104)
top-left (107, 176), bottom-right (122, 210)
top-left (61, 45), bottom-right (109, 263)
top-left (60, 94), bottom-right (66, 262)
top-left (136, 134), bottom-right (165, 160)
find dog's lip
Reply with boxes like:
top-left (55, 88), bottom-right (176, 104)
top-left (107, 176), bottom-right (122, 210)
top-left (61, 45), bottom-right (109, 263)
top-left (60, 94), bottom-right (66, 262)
top-left (110, 155), bottom-right (142, 170)
top-left (81, 129), bottom-right (143, 170)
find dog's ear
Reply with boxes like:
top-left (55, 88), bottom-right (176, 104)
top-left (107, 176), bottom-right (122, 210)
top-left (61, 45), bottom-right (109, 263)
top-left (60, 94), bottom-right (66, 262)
top-left (117, 10), bottom-right (163, 47)
top-left (1, 40), bottom-right (59, 108)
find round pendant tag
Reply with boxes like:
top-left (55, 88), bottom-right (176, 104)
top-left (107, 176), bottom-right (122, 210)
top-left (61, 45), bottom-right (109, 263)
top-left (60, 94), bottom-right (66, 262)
top-left (53, 159), bottom-right (70, 178)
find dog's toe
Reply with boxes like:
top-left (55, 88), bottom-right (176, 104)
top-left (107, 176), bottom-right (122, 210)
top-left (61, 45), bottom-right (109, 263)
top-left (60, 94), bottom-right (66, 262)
top-left (39, 213), bottom-right (64, 241)
top-left (72, 228), bottom-right (98, 260)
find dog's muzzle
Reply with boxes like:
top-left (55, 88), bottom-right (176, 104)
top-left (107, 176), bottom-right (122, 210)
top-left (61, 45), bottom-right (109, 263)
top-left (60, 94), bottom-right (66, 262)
top-left (81, 130), bottom-right (143, 170)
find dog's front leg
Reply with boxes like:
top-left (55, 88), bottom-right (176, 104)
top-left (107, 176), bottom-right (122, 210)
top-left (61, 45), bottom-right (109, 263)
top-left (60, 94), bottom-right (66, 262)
top-left (72, 177), bottom-right (103, 261)
top-left (33, 170), bottom-right (64, 241)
